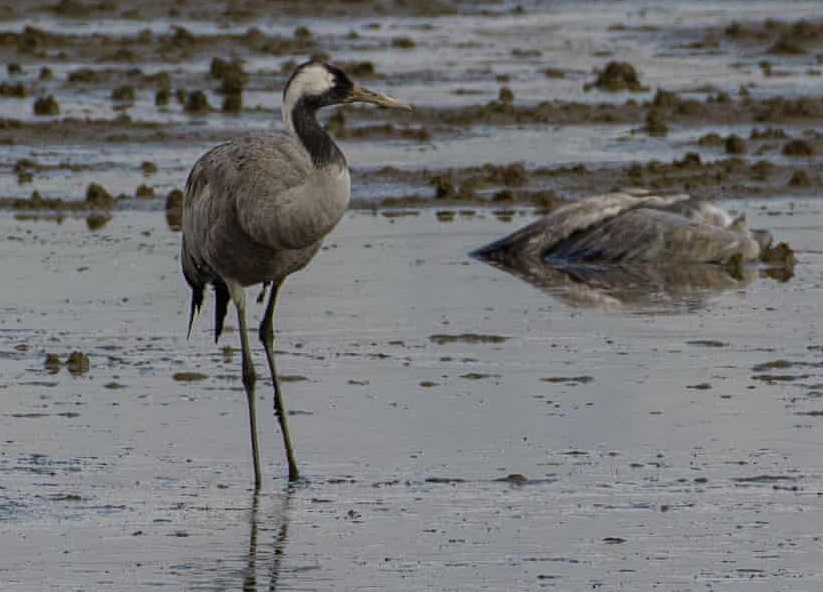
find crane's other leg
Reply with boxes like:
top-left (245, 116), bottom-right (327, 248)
top-left (227, 279), bottom-right (262, 490)
top-left (259, 283), bottom-right (300, 482)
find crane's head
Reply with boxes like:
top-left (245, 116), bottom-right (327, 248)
top-left (283, 60), bottom-right (411, 116)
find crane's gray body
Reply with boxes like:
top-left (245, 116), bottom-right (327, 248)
top-left (182, 133), bottom-right (350, 291)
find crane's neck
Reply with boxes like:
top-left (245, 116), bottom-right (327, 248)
top-left (284, 97), bottom-right (346, 170)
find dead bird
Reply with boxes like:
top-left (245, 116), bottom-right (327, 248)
top-left (473, 190), bottom-right (791, 269)
top-left (473, 191), bottom-right (794, 310)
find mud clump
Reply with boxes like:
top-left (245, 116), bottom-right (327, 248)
top-left (391, 36), bottom-right (417, 49)
top-left (498, 86), bottom-right (514, 105)
top-left (86, 213), bottom-right (111, 230)
top-left (725, 135), bottom-right (747, 154)
top-left (210, 56), bottom-right (246, 95)
top-left (222, 93), bottom-right (242, 113)
top-left (698, 132), bottom-right (723, 147)
top-left (165, 188), bottom-right (183, 231)
top-left (782, 139), bottom-right (815, 157)
top-left (86, 182), bottom-right (114, 209)
top-left (769, 34), bottom-right (806, 55)
top-left (751, 127), bottom-right (787, 140)
top-left (184, 90), bottom-right (211, 114)
top-left (541, 376), bottom-right (595, 384)
top-left (66, 351), bottom-right (90, 375)
top-left (429, 333), bottom-right (509, 345)
top-left (652, 89), bottom-right (679, 108)
top-left (155, 88), bottom-right (170, 106)
top-left (340, 61), bottom-right (379, 78)
top-left (644, 109), bottom-right (668, 136)
top-left (111, 85), bottom-right (136, 101)
top-left (489, 162), bottom-right (528, 186)
top-left (173, 371), bottom-right (208, 382)
top-left (589, 61), bottom-right (644, 92)
top-left (0, 82), bottom-right (27, 98)
top-left (723, 18), bottom-right (823, 55)
top-left (33, 95), bottom-right (60, 116)
top-left (788, 169), bottom-right (811, 186)
top-left (140, 161), bottom-right (157, 175)
top-left (68, 68), bottom-right (102, 84)
top-left (135, 184), bottom-right (155, 198)
top-left (44, 353), bottom-right (62, 373)
top-left (50, 0), bottom-right (102, 17)
top-left (495, 473), bottom-right (528, 484)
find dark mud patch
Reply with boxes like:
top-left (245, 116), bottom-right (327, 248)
top-left (173, 371), bottom-right (208, 382)
top-left (0, 24), bottom-right (317, 65)
top-left (1, 186), bottom-right (115, 212)
top-left (752, 373), bottom-right (811, 383)
top-left (11, 0), bottom-right (474, 21)
top-left (494, 473), bottom-right (528, 484)
top-left (731, 474), bottom-right (800, 485)
top-left (586, 61), bottom-right (646, 93)
top-left (279, 374), bottom-right (308, 383)
top-left (540, 376), bottom-right (594, 385)
top-left (357, 152), bottom-right (821, 208)
top-left (752, 359), bottom-right (794, 372)
top-left (716, 18), bottom-right (823, 56)
top-left (425, 476), bottom-right (466, 484)
top-left (44, 351), bottom-right (89, 375)
top-left (459, 372), bottom-right (500, 380)
top-left (429, 333), bottom-right (509, 345)
top-left (343, 94), bottom-right (823, 129)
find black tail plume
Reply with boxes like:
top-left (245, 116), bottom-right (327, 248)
top-left (186, 285), bottom-right (204, 339)
top-left (213, 279), bottom-right (230, 343)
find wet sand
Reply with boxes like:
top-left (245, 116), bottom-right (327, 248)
top-left (2, 200), bottom-right (823, 590)
top-left (2, 0), bottom-right (823, 590)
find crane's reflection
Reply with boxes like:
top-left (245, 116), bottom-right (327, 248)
top-left (242, 487), bottom-right (293, 591)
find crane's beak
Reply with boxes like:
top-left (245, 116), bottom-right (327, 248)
top-left (348, 83), bottom-right (412, 110)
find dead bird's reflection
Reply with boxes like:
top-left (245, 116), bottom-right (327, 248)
top-left (474, 191), bottom-right (795, 312)
top-left (243, 489), bottom-right (292, 591)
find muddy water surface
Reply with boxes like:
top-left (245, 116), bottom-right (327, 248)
top-left (2, 0), bottom-right (823, 589)
top-left (1, 198), bottom-right (822, 590)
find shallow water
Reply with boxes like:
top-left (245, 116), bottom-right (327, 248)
top-left (1, 196), bottom-right (822, 590)
top-left (2, 0), bottom-right (823, 202)
top-left (2, 1), bottom-right (823, 589)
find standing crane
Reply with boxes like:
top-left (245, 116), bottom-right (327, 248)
top-left (181, 61), bottom-right (411, 487)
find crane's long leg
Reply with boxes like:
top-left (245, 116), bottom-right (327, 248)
top-left (258, 283), bottom-right (300, 482)
top-left (227, 280), bottom-right (262, 490)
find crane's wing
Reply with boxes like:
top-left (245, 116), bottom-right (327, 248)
top-left (184, 132), bottom-right (312, 250)
top-left (182, 133), bottom-right (311, 340)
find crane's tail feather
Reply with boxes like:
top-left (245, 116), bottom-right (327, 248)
top-left (213, 280), bottom-right (230, 343)
top-left (186, 286), bottom-right (204, 339)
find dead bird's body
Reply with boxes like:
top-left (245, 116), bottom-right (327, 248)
top-left (473, 191), bottom-right (794, 310)
top-left (474, 191), bottom-right (782, 267)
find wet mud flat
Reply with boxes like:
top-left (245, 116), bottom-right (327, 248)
top-left (1, 200), bottom-right (823, 590)
top-left (2, 1), bottom-right (823, 590)
top-left (2, 1), bottom-right (823, 208)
